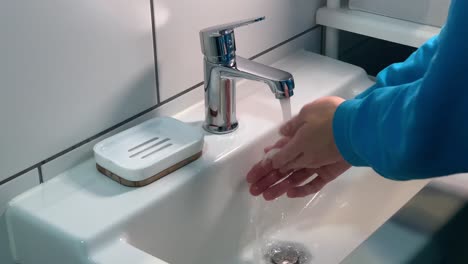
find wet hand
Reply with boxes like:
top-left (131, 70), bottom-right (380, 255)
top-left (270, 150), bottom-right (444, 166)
top-left (246, 96), bottom-right (351, 200)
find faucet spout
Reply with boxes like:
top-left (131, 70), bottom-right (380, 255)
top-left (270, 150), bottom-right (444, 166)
top-left (234, 56), bottom-right (295, 99)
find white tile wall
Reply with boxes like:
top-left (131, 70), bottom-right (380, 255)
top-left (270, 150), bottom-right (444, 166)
top-left (41, 27), bottom-right (322, 182)
top-left (1, 1), bottom-right (157, 180)
top-left (154, 0), bottom-right (325, 101)
top-left (0, 169), bottom-right (40, 264)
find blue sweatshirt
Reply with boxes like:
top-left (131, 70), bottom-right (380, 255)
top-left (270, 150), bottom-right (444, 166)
top-left (333, 0), bottom-right (468, 180)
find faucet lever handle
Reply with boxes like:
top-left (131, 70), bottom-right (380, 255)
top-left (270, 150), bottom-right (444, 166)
top-left (200, 16), bottom-right (265, 37)
top-left (200, 16), bottom-right (265, 64)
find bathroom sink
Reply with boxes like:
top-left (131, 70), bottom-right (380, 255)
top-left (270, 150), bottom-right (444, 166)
top-left (5, 50), bottom-right (428, 264)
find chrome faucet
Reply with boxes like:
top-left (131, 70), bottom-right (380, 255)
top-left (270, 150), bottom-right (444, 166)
top-left (200, 17), bottom-right (295, 134)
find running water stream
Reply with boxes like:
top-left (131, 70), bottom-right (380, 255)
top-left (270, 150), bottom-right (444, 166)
top-left (250, 98), bottom-right (319, 264)
top-left (280, 98), bottom-right (292, 121)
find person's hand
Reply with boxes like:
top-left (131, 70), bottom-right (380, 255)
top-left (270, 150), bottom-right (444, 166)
top-left (246, 96), bottom-right (351, 200)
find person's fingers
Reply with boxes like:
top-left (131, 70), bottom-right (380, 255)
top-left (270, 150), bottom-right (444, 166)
top-left (287, 176), bottom-right (327, 198)
top-left (264, 137), bottom-right (290, 154)
top-left (286, 161), bottom-right (351, 198)
top-left (264, 146), bottom-right (274, 154)
top-left (279, 114), bottom-right (305, 137)
top-left (315, 160), bottom-right (351, 182)
top-left (263, 168), bottom-right (315, 200)
top-left (270, 135), bottom-right (302, 170)
top-left (246, 160), bottom-right (273, 184)
top-left (249, 170), bottom-right (288, 196)
top-left (279, 153), bottom-right (309, 174)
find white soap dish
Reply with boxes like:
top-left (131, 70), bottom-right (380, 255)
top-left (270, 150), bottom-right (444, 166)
top-left (93, 117), bottom-right (204, 187)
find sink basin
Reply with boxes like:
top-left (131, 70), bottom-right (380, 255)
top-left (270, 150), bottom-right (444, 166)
top-left (5, 50), bottom-right (428, 264)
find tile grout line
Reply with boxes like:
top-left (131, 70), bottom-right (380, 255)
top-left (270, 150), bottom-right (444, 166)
top-left (0, 25), bottom-right (320, 187)
top-left (320, 26), bottom-right (326, 55)
top-left (0, 165), bottom-right (40, 186)
top-left (149, 0), bottom-right (161, 104)
top-left (38, 166), bottom-right (44, 184)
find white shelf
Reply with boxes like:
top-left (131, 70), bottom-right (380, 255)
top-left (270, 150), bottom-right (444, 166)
top-left (317, 7), bottom-right (441, 48)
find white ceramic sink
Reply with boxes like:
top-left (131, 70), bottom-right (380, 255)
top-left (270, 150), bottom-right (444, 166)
top-left (5, 51), bottom-right (428, 264)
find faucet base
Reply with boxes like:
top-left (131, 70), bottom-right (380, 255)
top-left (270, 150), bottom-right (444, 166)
top-left (203, 122), bottom-right (239, 134)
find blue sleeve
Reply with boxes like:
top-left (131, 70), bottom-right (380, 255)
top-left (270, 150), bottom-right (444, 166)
top-left (333, 0), bottom-right (468, 180)
top-left (356, 35), bottom-right (439, 99)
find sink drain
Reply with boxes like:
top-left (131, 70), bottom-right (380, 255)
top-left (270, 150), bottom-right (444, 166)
top-left (264, 241), bottom-right (312, 264)
top-left (271, 248), bottom-right (299, 264)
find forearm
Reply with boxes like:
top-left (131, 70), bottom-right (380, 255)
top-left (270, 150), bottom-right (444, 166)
top-left (356, 35), bottom-right (439, 99)
top-left (333, 0), bottom-right (468, 180)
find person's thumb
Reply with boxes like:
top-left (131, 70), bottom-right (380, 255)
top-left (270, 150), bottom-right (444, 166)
top-left (279, 114), bottom-right (305, 137)
top-left (270, 135), bottom-right (301, 170)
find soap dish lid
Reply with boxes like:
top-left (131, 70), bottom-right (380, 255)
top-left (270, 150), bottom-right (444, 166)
top-left (93, 117), bottom-right (204, 183)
